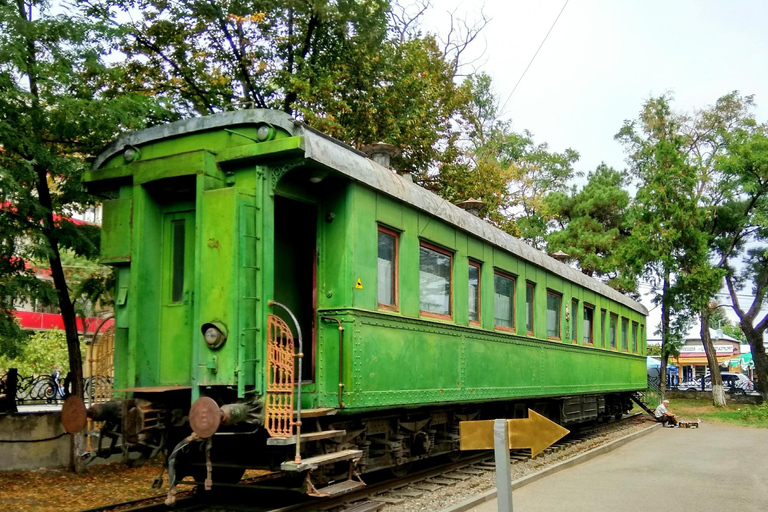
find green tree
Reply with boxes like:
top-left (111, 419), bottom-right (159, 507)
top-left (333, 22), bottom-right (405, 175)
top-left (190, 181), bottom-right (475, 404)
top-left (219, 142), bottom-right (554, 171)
top-left (434, 72), bottom-right (580, 245)
top-left (616, 95), bottom-right (709, 395)
top-left (83, 0), bottom-right (471, 175)
top-left (0, 329), bottom-right (72, 376)
top-left (0, 0), bottom-right (162, 471)
top-left (544, 164), bottom-right (631, 284)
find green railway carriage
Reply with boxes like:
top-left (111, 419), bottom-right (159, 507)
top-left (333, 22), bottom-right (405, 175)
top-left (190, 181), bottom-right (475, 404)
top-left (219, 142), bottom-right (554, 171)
top-left (78, 109), bottom-right (648, 496)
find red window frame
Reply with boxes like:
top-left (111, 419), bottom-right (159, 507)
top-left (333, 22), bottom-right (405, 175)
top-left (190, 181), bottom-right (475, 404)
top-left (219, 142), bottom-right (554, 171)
top-left (493, 270), bottom-right (516, 332)
top-left (468, 260), bottom-right (481, 326)
top-left (583, 304), bottom-right (594, 345)
top-left (525, 282), bottom-right (535, 336)
top-left (546, 290), bottom-right (562, 340)
top-left (377, 226), bottom-right (399, 312)
top-left (419, 242), bottom-right (453, 321)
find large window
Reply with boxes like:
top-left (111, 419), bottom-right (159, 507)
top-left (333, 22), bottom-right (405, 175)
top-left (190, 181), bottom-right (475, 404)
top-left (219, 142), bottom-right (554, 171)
top-left (609, 314), bottom-right (618, 349)
top-left (583, 305), bottom-right (594, 345)
top-left (632, 322), bottom-right (639, 353)
top-left (601, 309), bottom-right (607, 347)
top-left (622, 318), bottom-right (629, 351)
top-left (468, 262), bottom-right (481, 325)
top-left (419, 243), bottom-right (452, 318)
top-left (526, 282), bottom-right (535, 335)
top-left (494, 271), bottom-right (515, 329)
top-left (377, 227), bottom-right (398, 310)
top-left (547, 291), bottom-right (561, 339)
top-left (571, 299), bottom-right (578, 342)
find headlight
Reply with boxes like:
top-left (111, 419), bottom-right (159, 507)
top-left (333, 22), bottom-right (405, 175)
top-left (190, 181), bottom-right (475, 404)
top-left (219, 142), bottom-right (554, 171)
top-left (201, 322), bottom-right (227, 350)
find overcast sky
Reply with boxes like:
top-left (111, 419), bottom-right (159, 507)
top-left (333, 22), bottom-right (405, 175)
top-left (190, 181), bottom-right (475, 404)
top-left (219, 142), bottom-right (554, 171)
top-left (424, 0), bottom-right (768, 175)
top-left (423, 1), bottom-right (768, 338)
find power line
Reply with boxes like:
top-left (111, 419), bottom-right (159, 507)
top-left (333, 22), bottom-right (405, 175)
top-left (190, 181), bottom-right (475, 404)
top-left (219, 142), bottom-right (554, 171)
top-left (499, 0), bottom-right (570, 113)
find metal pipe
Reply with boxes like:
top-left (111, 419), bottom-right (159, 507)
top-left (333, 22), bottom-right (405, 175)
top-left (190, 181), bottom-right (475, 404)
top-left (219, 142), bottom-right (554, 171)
top-left (267, 301), bottom-right (303, 464)
top-left (321, 316), bottom-right (345, 409)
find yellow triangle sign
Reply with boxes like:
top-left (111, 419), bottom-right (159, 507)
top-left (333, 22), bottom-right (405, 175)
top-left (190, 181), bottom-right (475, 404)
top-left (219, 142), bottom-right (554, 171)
top-left (355, 278), bottom-right (363, 289)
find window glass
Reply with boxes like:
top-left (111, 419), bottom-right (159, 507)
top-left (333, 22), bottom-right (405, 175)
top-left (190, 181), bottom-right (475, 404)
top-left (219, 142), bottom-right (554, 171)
top-left (621, 318), bottom-right (629, 351)
top-left (419, 245), bottom-right (452, 317)
top-left (601, 309), bottom-right (607, 347)
top-left (494, 272), bottom-right (515, 328)
top-left (171, 220), bottom-right (185, 303)
top-left (377, 229), bottom-right (397, 308)
top-left (468, 263), bottom-right (480, 323)
top-left (583, 306), bottom-right (594, 344)
top-left (632, 322), bottom-right (638, 353)
top-left (571, 299), bottom-right (578, 342)
top-left (547, 292), bottom-right (561, 339)
top-left (526, 283), bottom-right (535, 334)
top-left (609, 314), bottom-right (618, 349)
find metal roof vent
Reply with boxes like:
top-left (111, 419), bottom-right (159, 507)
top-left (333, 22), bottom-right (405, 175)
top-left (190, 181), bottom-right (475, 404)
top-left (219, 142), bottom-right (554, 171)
top-left (549, 250), bottom-right (570, 262)
top-left (456, 198), bottom-right (485, 217)
top-left (362, 142), bottom-right (400, 170)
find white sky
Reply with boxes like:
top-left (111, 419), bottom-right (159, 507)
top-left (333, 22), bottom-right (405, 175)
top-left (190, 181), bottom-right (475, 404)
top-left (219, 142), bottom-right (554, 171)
top-left (424, 0), bottom-right (768, 174)
top-left (423, 0), bottom-right (768, 338)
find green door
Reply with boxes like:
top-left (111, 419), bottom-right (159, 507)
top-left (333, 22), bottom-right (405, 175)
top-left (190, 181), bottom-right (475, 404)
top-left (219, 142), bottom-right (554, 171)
top-left (159, 211), bottom-right (195, 385)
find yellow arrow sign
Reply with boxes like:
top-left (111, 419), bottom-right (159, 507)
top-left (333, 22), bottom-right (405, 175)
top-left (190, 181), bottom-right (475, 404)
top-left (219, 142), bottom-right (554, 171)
top-left (459, 410), bottom-right (570, 457)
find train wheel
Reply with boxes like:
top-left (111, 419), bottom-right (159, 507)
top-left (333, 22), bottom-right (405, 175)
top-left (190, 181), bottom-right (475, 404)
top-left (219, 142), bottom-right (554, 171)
top-left (389, 462), bottom-right (412, 478)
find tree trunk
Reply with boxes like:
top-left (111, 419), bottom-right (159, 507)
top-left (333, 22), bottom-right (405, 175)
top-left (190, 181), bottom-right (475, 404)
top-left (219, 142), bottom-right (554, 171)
top-left (700, 310), bottom-right (725, 406)
top-left (743, 324), bottom-right (768, 402)
top-left (659, 272), bottom-right (671, 395)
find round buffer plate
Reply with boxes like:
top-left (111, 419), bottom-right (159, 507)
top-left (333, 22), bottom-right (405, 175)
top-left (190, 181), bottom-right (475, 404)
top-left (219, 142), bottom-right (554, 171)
top-left (189, 396), bottom-right (221, 439)
top-left (61, 396), bottom-right (88, 434)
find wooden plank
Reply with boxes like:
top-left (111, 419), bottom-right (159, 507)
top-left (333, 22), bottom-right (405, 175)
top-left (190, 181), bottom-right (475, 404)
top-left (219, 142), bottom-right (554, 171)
top-left (295, 407), bottom-right (337, 418)
top-left (281, 449), bottom-right (362, 472)
top-left (315, 479), bottom-right (365, 497)
top-left (267, 429), bottom-right (346, 446)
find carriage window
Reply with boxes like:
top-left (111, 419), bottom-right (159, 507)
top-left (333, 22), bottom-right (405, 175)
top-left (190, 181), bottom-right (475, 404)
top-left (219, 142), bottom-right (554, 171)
top-left (609, 314), bottom-right (618, 349)
top-left (601, 309), bottom-right (607, 347)
top-left (632, 322), bottom-right (639, 353)
top-left (468, 262), bottom-right (481, 324)
top-left (571, 299), bottom-right (578, 342)
top-left (377, 227), bottom-right (398, 310)
top-left (526, 282), bottom-right (535, 334)
top-left (583, 305), bottom-right (594, 345)
top-left (494, 272), bottom-right (515, 330)
top-left (547, 291), bottom-right (561, 339)
top-left (621, 318), bottom-right (629, 351)
top-left (171, 220), bottom-right (185, 303)
top-left (419, 243), bottom-right (452, 318)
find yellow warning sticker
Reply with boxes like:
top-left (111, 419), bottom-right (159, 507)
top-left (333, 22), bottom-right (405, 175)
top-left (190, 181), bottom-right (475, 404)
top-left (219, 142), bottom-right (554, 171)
top-left (355, 278), bottom-right (363, 289)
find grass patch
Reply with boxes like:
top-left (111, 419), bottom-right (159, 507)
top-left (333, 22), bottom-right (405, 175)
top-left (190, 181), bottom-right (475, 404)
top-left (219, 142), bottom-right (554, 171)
top-left (667, 399), bottom-right (768, 428)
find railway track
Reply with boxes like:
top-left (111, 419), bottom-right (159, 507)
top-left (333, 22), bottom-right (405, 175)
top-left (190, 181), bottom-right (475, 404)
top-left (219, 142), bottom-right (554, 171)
top-left (79, 415), bottom-right (647, 512)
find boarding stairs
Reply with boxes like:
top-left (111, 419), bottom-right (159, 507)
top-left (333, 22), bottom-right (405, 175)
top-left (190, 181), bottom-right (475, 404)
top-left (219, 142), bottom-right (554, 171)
top-left (630, 377), bottom-right (663, 419)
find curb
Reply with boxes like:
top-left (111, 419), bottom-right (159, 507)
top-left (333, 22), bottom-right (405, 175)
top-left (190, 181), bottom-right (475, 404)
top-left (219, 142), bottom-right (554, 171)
top-left (439, 422), bottom-right (662, 512)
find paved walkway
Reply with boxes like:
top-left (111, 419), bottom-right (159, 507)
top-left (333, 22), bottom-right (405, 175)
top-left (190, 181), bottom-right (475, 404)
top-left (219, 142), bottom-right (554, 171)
top-left (467, 422), bottom-right (768, 512)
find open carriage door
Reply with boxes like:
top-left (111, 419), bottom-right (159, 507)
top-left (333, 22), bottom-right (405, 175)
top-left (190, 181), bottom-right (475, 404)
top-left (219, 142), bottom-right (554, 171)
top-left (273, 196), bottom-right (317, 383)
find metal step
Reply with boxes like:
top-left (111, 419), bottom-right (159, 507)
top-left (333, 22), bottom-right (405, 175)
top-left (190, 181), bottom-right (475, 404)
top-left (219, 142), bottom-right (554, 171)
top-left (267, 429), bottom-right (346, 446)
top-left (281, 449), bottom-right (362, 472)
top-left (295, 407), bottom-right (337, 418)
top-left (312, 478), bottom-right (366, 498)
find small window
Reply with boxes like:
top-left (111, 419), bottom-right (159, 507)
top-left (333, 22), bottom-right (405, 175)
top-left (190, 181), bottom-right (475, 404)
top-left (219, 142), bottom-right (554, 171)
top-left (171, 220), bottom-right (185, 303)
top-left (494, 271), bottom-right (515, 330)
top-left (640, 324), bottom-right (645, 352)
top-left (525, 282), bottom-right (535, 335)
top-left (621, 318), bottom-right (629, 351)
top-left (632, 322), bottom-right (638, 353)
top-left (468, 262), bottom-right (481, 325)
top-left (547, 291), bottom-right (561, 339)
top-left (571, 299), bottom-right (578, 343)
top-left (377, 227), bottom-right (398, 310)
top-left (419, 243), bottom-right (452, 319)
top-left (583, 305), bottom-right (594, 345)
top-left (601, 309), bottom-right (607, 347)
top-left (609, 314), bottom-right (618, 349)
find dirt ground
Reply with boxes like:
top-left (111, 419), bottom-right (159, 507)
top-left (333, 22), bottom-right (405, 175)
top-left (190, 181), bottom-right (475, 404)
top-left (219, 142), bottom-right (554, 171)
top-left (0, 461), bottom-right (170, 512)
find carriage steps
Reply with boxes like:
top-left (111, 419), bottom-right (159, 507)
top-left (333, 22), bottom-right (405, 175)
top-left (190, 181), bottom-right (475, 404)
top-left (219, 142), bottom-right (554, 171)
top-left (266, 429), bottom-right (346, 446)
top-left (280, 449), bottom-right (363, 472)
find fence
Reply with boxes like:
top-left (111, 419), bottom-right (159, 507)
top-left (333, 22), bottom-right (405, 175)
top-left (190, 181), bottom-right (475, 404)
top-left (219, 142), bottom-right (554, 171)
top-left (0, 370), bottom-right (113, 411)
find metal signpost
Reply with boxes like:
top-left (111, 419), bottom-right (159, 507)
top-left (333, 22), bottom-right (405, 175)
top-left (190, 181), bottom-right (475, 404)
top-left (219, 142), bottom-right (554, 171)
top-left (460, 410), bottom-right (570, 512)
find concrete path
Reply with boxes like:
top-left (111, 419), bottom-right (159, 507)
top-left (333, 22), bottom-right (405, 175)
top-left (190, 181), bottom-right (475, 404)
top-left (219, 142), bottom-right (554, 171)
top-left (466, 422), bottom-right (768, 512)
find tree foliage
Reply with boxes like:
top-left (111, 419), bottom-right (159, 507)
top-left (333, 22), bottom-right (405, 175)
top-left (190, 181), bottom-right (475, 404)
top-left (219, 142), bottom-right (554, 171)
top-left (0, 329), bottom-right (73, 376)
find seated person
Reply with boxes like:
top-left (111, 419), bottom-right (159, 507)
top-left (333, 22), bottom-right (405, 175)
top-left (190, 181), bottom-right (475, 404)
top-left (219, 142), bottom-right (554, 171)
top-left (654, 399), bottom-right (678, 426)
